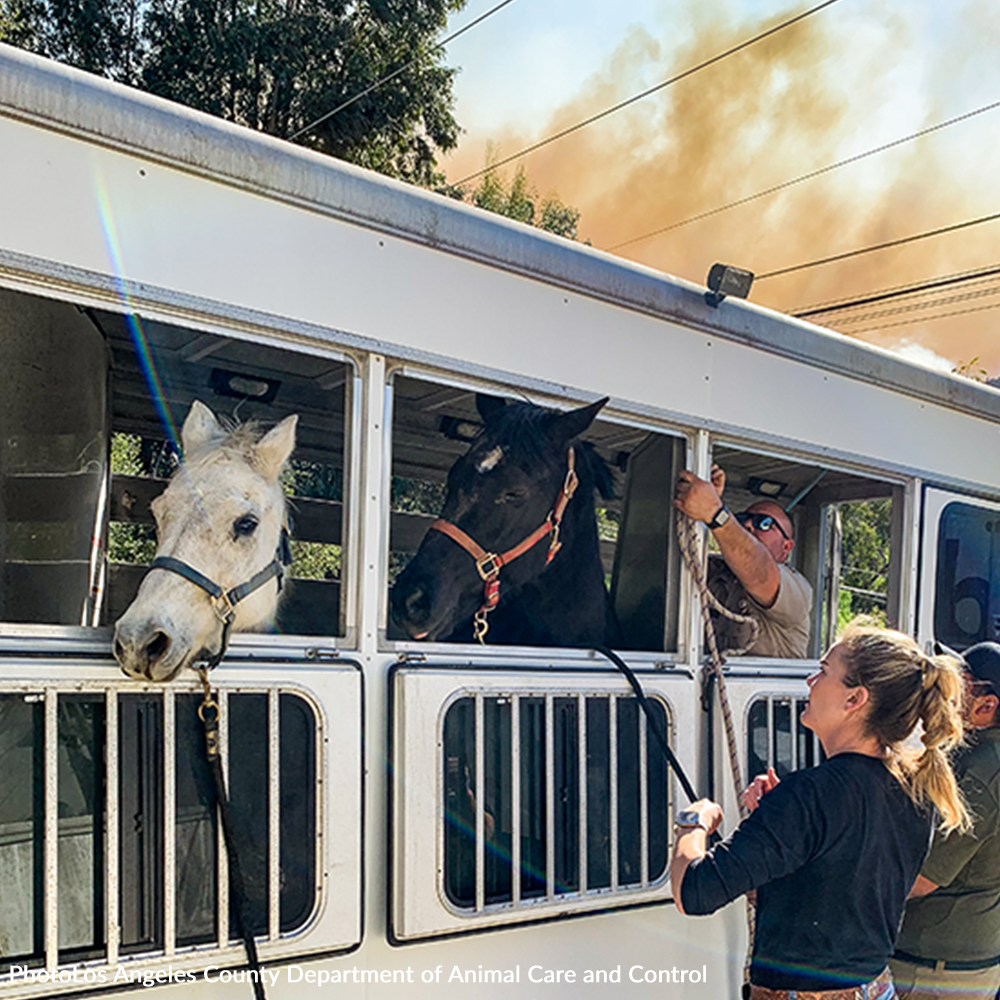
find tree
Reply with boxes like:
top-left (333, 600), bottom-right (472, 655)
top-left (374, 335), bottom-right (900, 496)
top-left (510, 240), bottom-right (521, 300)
top-left (0, 0), bottom-right (466, 186)
top-left (454, 156), bottom-right (582, 240)
top-left (837, 499), bottom-right (892, 630)
top-left (0, 0), bottom-right (144, 79)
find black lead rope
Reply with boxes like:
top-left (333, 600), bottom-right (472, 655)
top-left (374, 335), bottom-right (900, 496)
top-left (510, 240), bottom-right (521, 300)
top-left (197, 672), bottom-right (267, 1000)
top-left (595, 645), bottom-right (699, 804)
top-left (143, 536), bottom-right (291, 1000)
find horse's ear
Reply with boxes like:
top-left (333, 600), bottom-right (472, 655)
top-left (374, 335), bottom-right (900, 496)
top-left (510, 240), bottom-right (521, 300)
top-left (547, 397), bottom-right (609, 444)
top-left (254, 414), bottom-right (298, 482)
top-left (476, 394), bottom-right (507, 425)
top-left (181, 401), bottom-right (225, 458)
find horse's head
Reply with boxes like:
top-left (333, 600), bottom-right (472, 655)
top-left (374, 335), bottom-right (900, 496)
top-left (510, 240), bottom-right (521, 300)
top-left (114, 401), bottom-right (297, 681)
top-left (391, 395), bottom-right (608, 642)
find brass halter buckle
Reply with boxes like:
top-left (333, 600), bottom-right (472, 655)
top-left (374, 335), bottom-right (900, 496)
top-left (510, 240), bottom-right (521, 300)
top-left (211, 590), bottom-right (237, 624)
top-left (475, 553), bottom-right (502, 581)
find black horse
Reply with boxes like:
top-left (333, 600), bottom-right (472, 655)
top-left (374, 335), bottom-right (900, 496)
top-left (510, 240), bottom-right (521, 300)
top-left (391, 395), bottom-right (620, 647)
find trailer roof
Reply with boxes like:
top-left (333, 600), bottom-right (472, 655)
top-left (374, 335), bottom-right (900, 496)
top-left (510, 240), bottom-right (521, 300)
top-left (2, 42), bottom-right (999, 424)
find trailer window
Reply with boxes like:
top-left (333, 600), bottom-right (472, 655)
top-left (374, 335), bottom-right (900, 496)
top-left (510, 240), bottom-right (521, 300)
top-left (442, 692), bottom-right (672, 912)
top-left (0, 687), bottom-right (317, 967)
top-left (710, 445), bottom-right (903, 658)
top-left (0, 288), bottom-right (353, 637)
top-left (934, 502), bottom-right (1000, 649)
top-left (388, 374), bottom-right (684, 652)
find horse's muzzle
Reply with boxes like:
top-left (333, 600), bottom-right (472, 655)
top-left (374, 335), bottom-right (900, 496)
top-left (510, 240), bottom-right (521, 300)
top-left (114, 618), bottom-right (184, 681)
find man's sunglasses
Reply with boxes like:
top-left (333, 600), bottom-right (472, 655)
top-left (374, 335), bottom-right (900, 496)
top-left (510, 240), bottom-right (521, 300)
top-left (736, 511), bottom-right (790, 540)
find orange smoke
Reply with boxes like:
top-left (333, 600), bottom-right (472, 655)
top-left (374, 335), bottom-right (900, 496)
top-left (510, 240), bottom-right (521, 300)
top-left (444, 1), bottom-right (1000, 374)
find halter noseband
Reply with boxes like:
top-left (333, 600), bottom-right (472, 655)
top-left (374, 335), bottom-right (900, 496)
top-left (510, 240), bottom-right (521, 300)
top-left (147, 526), bottom-right (291, 669)
top-left (427, 447), bottom-right (579, 643)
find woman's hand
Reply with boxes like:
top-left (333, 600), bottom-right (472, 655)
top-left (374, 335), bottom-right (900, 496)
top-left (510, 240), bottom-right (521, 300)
top-left (743, 767), bottom-right (780, 813)
top-left (688, 798), bottom-right (724, 836)
top-left (671, 798), bottom-right (723, 912)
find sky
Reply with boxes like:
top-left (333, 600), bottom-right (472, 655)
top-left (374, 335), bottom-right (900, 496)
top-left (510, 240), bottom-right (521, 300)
top-left (437, 0), bottom-right (1000, 376)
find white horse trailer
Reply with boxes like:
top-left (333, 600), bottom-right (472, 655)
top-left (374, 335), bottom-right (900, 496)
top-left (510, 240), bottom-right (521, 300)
top-left (2, 42), bottom-right (1000, 1000)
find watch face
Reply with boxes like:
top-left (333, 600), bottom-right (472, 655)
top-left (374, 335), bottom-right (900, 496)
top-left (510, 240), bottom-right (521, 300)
top-left (709, 506), bottom-right (730, 530)
top-left (675, 810), bottom-right (704, 828)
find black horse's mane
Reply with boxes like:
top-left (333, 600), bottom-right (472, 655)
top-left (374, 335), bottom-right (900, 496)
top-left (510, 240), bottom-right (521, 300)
top-left (478, 401), bottom-right (616, 500)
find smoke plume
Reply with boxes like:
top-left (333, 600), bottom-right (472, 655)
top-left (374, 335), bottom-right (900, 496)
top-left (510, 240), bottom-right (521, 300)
top-left (445, 0), bottom-right (1000, 375)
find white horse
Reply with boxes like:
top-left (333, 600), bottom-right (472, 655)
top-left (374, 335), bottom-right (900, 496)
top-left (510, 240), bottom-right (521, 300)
top-left (114, 400), bottom-right (297, 681)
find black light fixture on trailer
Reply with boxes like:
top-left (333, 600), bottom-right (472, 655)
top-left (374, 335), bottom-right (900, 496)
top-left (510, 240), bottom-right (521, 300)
top-left (747, 476), bottom-right (788, 498)
top-left (439, 415), bottom-right (482, 442)
top-left (705, 262), bottom-right (754, 307)
top-left (210, 368), bottom-right (281, 404)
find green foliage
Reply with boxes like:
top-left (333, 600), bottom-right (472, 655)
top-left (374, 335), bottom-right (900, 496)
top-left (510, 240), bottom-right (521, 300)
top-left (289, 540), bottom-right (340, 580)
top-left (0, 0), bottom-right (143, 78)
top-left (391, 475), bottom-right (445, 516)
top-left (3, 0), bottom-right (466, 187)
top-left (595, 506), bottom-right (619, 542)
top-left (108, 433), bottom-right (155, 564)
top-left (952, 356), bottom-right (991, 383)
top-left (282, 460), bottom-right (343, 501)
top-left (538, 197), bottom-right (582, 240)
top-left (837, 499), bottom-right (891, 627)
top-left (108, 521), bottom-right (157, 565)
top-left (110, 432), bottom-right (144, 476)
top-left (462, 157), bottom-right (581, 240)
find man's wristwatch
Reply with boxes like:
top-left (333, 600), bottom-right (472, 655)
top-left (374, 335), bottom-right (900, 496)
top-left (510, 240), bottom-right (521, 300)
top-left (674, 809), bottom-right (709, 832)
top-left (707, 505), bottom-right (731, 531)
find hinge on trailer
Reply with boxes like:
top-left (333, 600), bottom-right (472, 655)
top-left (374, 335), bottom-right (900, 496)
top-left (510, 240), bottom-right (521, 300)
top-left (396, 651), bottom-right (427, 664)
top-left (305, 647), bottom-right (343, 661)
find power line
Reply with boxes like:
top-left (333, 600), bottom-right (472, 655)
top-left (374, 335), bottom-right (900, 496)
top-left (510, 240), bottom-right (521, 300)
top-left (609, 99), bottom-right (1000, 251)
top-left (793, 263), bottom-right (1000, 317)
top-left (791, 262), bottom-right (1000, 312)
top-left (289, 0), bottom-right (519, 142)
top-left (838, 299), bottom-right (1000, 334)
top-left (451, 0), bottom-right (844, 188)
top-left (826, 282), bottom-right (1000, 326)
top-left (755, 211), bottom-right (1000, 281)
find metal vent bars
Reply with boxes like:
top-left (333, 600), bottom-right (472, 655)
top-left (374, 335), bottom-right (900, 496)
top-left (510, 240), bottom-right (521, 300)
top-left (0, 686), bottom-right (317, 979)
top-left (442, 692), bottom-right (674, 913)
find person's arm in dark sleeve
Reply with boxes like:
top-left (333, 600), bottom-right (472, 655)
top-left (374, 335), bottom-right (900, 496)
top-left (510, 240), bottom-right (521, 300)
top-left (680, 776), bottom-right (819, 916)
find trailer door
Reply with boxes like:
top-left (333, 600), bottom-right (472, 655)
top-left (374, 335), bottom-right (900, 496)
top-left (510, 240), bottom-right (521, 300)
top-left (917, 487), bottom-right (1000, 652)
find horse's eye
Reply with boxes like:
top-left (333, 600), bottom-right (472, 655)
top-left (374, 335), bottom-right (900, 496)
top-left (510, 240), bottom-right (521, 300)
top-left (233, 514), bottom-right (259, 538)
top-left (497, 490), bottom-right (527, 506)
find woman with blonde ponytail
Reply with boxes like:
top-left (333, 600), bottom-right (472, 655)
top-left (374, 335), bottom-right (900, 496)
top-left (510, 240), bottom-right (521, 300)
top-left (837, 624), bottom-right (968, 832)
top-left (670, 623), bottom-right (968, 999)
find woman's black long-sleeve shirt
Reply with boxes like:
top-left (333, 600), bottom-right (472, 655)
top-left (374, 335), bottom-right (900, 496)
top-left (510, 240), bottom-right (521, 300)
top-left (680, 753), bottom-right (932, 991)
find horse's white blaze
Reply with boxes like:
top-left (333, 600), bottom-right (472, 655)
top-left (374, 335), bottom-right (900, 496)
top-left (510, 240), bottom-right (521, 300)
top-left (476, 446), bottom-right (504, 474)
top-left (113, 401), bottom-right (297, 682)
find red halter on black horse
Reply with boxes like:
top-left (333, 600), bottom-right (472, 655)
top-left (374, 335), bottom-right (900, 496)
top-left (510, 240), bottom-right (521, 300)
top-left (391, 394), bottom-right (619, 648)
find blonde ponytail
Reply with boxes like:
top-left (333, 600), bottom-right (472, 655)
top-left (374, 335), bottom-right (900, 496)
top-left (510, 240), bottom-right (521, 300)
top-left (838, 623), bottom-right (970, 833)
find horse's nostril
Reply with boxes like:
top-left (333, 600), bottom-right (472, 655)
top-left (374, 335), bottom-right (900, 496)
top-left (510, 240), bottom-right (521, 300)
top-left (404, 585), bottom-right (430, 621)
top-left (145, 631), bottom-right (171, 666)
top-left (114, 638), bottom-right (125, 663)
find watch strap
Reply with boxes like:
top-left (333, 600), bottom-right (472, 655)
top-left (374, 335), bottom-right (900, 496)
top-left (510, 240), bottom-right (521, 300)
top-left (707, 505), bottom-right (731, 531)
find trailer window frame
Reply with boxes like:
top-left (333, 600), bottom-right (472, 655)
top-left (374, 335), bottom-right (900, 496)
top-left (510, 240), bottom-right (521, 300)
top-left (383, 367), bottom-right (692, 656)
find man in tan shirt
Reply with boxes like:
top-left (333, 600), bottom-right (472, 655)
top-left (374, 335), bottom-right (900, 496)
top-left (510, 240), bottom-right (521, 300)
top-left (674, 465), bottom-right (812, 658)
